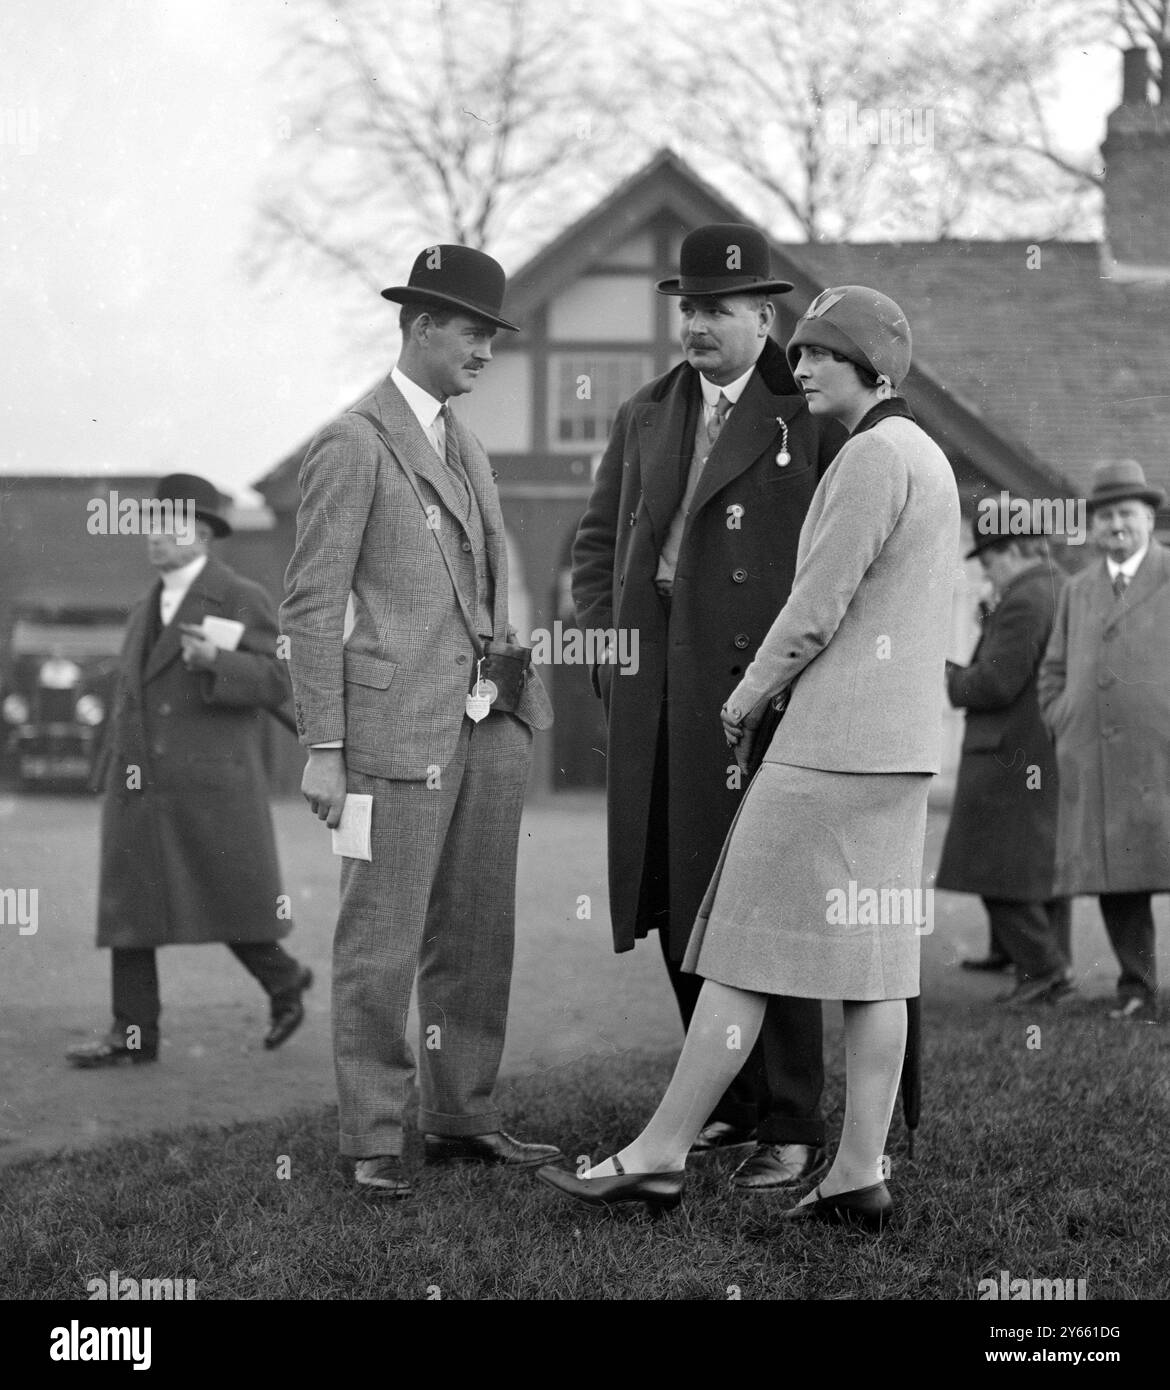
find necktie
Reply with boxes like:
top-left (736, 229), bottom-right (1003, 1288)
top-left (706, 392), bottom-right (731, 447)
top-left (441, 403), bottom-right (470, 507)
top-left (1112, 571), bottom-right (1128, 600)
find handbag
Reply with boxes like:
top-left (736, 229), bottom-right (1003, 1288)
top-left (353, 410), bottom-right (531, 715)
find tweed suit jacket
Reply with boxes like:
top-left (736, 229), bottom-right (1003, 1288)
top-left (281, 371), bottom-right (552, 781)
top-left (728, 413), bottom-right (961, 773)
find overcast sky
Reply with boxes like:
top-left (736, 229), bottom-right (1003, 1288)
top-left (0, 1), bottom-right (1117, 497)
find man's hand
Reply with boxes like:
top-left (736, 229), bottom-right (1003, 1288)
top-left (302, 748), bottom-right (347, 828)
top-left (179, 623), bottom-right (218, 671)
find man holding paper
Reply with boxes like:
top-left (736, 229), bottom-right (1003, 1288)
top-left (67, 474), bottom-right (311, 1068)
top-left (281, 245), bottom-right (558, 1198)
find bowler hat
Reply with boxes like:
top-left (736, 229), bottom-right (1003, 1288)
top-left (1086, 458), bottom-right (1165, 512)
top-left (787, 285), bottom-right (912, 389)
top-left (656, 223), bottom-right (794, 297)
top-left (381, 244), bottom-right (519, 332)
top-left (154, 473), bottom-right (232, 538)
top-left (965, 504), bottom-right (1051, 560)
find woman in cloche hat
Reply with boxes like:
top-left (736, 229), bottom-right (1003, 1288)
top-left (537, 287), bottom-right (960, 1232)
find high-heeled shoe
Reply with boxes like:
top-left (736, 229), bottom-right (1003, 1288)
top-left (535, 1155), bottom-right (685, 1214)
top-left (778, 1180), bottom-right (893, 1233)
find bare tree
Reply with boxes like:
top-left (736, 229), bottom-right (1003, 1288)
top-left (250, 0), bottom-right (627, 292)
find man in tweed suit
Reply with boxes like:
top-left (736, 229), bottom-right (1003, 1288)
top-left (281, 246), bottom-right (559, 1197)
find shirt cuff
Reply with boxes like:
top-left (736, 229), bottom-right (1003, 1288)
top-left (311, 740), bottom-right (344, 749)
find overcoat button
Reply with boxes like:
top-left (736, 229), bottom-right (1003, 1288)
top-left (733, 633), bottom-right (750, 650)
top-left (158, 703), bottom-right (171, 716)
top-left (462, 540), bottom-right (472, 552)
top-left (456, 654), bottom-right (468, 665)
top-left (731, 568), bottom-right (747, 583)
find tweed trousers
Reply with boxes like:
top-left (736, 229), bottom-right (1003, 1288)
top-left (333, 711), bottom-right (532, 1158)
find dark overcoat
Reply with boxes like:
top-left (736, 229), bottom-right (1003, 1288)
top-left (94, 555), bottom-right (295, 949)
top-left (1037, 540), bottom-right (1170, 895)
top-left (571, 337), bottom-right (845, 955)
top-left (935, 560), bottom-right (1064, 900)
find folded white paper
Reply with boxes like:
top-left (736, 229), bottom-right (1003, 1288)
top-left (199, 616), bottom-right (245, 652)
top-left (331, 793), bottom-right (372, 861)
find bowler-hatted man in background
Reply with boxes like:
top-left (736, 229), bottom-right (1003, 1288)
top-left (68, 474), bottom-right (311, 1068)
top-left (1039, 460), bottom-right (1170, 1023)
top-left (572, 225), bottom-right (845, 1191)
top-left (936, 520), bottom-right (1072, 1005)
top-left (282, 246), bottom-right (558, 1198)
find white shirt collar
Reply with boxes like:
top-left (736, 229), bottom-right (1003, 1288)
top-left (392, 364), bottom-right (444, 432)
top-left (1106, 542), bottom-right (1149, 580)
top-left (699, 362), bottom-right (756, 409)
top-left (160, 553), bottom-right (207, 592)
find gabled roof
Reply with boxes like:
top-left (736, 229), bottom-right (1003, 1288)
top-left (258, 148), bottom-right (1146, 511)
top-left (785, 240), bottom-right (1170, 506)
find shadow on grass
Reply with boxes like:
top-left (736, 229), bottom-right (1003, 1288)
top-left (2, 1004), bottom-right (1166, 1299)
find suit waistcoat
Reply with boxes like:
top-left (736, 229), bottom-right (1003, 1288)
top-left (655, 389), bottom-right (706, 583)
top-left (443, 428), bottom-right (495, 638)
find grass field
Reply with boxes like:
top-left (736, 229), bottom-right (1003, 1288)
top-left (3, 999), bottom-right (1167, 1302)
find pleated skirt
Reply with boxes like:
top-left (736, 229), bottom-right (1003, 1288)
top-left (682, 762), bottom-right (931, 1001)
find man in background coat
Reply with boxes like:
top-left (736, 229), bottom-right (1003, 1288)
top-left (1038, 459), bottom-right (1170, 1023)
top-left (572, 225), bottom-right (846, 1190)
top-left (68, 474), bottom-right (310, 1068)
top-left (281, 246), bottom-right (558, 1198)
top-left (936, 523), bottom-right (1072, 1004)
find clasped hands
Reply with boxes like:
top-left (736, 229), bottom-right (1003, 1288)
top-left (721, 690), bottom-right (780, 773)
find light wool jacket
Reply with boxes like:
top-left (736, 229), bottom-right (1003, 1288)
top-left (728, 412), bottom-right (960, 773)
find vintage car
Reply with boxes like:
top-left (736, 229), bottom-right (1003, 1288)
top-left (0, 603), bottom-right (127, 789)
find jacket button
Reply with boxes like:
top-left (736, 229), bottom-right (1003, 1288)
top-left (153, 742), bottom-right (165, 756)
top-left (462, 540), bottom-right (472, 552)
top-left (1098, 674), bottom-right (1113, 688)
top-left (158, 702), bottom-right (171, 716)
top-left (456, 654), bottom-right (468, 665)
top-left (731, 568), bottom-right (748, 584)
top-left (733, 633), bottom-right (750, 650)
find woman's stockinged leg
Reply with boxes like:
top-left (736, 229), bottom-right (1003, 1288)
top-left (810, 997), bottom-right (907, 1200)
top-left (587, 980), bottom-right (767, 1177)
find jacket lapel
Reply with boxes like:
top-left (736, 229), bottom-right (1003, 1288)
top-left (635, 370), bottom-right (695, 549)
top-left (689, 371), bottom-right (805, 517)
top-left (369, 374), bottom-right (472, 530)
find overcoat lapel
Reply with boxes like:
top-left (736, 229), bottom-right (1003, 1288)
top-left (142, 558), bottom-right (233, 684)
top-left (635, 371), bottom-right (697, 550)
top-left (689, 373), bottom-right (805, 517)
top-left (1102, 539), bottom-right (1169, 631)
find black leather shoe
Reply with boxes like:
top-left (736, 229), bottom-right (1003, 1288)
top-left (264, 967), bottom-right (312, 1050)
top-left (423, 1130), bottom-right (562, 1167)
top-left (354, 1156), bottom-right (412, 1199)
top-left (994, 969), bottom-right (1072, 1007)
top-left (732, 1142), bottom-right (830, 1191)
top-left (535, 1156), bottom-right (684, 1214)
top-left (66, 1038), bottom-right (158, 1068)
top-left (961, 954), bottom-right (1012, 973)
top-left (688, 1121), bottom-right (758, 1156)
top-left (778, 1180), bottom-right (894, 1232)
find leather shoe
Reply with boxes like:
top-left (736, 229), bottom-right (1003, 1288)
top-left (961, 954), bottom-right (1012, 973)
top-left (1108, 996), bottom-right (1159, 1023)
top-left (778, 1180), bottom-right (894, 1232)
top-left (264, 967), bottom-right (312, 1050)
top-left (423, 1130), bottom-right (562, 1167)
top-left (354, 1156), bottom-right (412, 1198)
top-left (994, 970), bottom-right (1072, 1007)
top-left (66, 1037), bottom-right (158, 1068)
top-left (688, 1120), bottom-right (758, 1156)
top-left (536, 1156), bottom-right (684, 1214)
top-left (732, 1142), bottom-right (830, 1191)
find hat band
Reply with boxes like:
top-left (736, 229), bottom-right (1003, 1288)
top-left (675, 273), bottom-right (777, 295)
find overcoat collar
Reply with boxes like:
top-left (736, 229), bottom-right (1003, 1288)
top-left (1099, 537), bottom-right (1169, 633)
top-left (634, 357), bottom-right (808, 548)
top-left (366, 372), bottom-right (509, 643)
top-left (140, 554), bottom-right (234, 684)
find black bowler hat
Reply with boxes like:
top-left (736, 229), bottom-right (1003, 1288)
top-left (154, 473), bottom-right (232, 538)
top-left (656, 223), bottom-right (794, 297)
top-left (381, 244), bottom-right (519, 332)
top-left (965, 504), bottom-right (1049, 560)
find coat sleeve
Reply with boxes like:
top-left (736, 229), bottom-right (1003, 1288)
top-left (725, 432), bottom-right (910, 717)
top-left (201, 578), bottom-right (292, 714)
top-left (1036, 581), bottom-right (1070, 726)
top-left (279, 415), bottom-right (379, 746)
top-left (571, 399), bottom-right (629, 637)
top-left (945, 584), bottom-right (1046, 711)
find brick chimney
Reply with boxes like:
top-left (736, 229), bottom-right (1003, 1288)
top-left (1101, 47), bottom-right (1170, 279)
